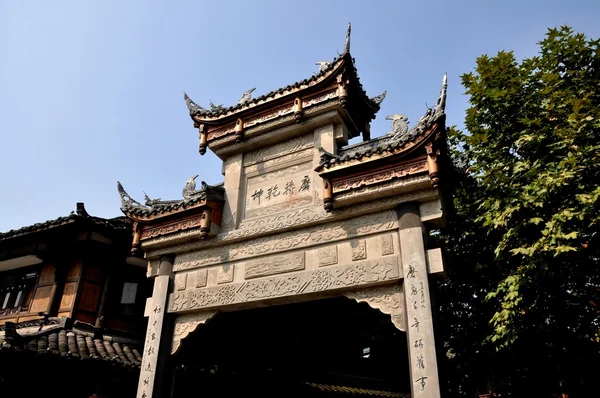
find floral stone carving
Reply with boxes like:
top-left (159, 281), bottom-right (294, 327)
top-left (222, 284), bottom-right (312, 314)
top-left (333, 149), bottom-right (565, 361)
top-left (172, 310), bottom-right (218, 354)
top-left (345, 284), bottom-right (406, 331)
top-left (168, 257), bottom-right (400, 313)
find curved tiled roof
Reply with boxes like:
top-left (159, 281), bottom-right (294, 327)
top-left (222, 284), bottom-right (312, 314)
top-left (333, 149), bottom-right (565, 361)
top-left (185, 25), bottom-right (383, 122)
top-left (117, 179), bottom-right (225, 219)
top-left (0, 205), bottom-right (131, 241)
top-left (0, 324), bottom-right (142, 368)
top-left (316, 74), bottom-right (447, 171)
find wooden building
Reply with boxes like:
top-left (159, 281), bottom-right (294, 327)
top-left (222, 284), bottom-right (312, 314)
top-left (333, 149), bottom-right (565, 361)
top-left (118, 25), bottom-right (450, 398)
top-left (0, 203), bottom-right (151, 398)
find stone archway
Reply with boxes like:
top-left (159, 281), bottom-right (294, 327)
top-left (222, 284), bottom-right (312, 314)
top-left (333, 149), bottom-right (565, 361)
top-left (170, 295), bottom-right (411, 398)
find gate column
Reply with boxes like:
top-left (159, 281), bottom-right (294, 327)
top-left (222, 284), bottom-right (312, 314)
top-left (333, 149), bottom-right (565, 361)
top-left (137, 254), bottom-right (175, 398)
top-left (398, 204), bottom-right (441, 398)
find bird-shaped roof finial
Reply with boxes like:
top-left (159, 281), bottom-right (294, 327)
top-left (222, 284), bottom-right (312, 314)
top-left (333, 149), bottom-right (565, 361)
top-left (182, 175), bottom-right (199, 201)
top-left (386, 114), bottom-right (410, 140)
top-left (238, 88), bottom-right (256, 105)
top-left (344, 23), bottom-right (351, 54)
top-left (370, 90), bottom-right (387, 106)
top-left (315, 61), bottom-right (331, 72)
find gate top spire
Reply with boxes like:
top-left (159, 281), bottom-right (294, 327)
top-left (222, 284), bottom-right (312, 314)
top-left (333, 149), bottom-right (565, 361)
top-left (344, 22), bottom-right (351, 54)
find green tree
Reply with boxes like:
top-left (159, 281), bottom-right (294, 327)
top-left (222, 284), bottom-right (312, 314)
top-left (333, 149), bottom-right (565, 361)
top-left (439, 26), bottom-right (600, 397)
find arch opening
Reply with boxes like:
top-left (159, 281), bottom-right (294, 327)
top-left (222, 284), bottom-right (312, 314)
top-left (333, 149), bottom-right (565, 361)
top-left (172, 296), bottom-right (411, 397)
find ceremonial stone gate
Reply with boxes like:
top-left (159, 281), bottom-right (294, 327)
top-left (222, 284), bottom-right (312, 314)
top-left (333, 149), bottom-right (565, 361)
top-left (118, 25), bottom-right (448, 398)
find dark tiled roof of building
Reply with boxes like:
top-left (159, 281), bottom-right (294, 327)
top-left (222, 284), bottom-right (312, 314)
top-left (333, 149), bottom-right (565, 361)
top-left (117, 178), bottom-right (225, 218)
top-left (0, 320), bottom-right (142, 368)
top-left (0, 203), bottom-right (131, 241)
top-left (316, 74), bottom-right (447, 171)
top-left (304, 382), bottom-right (409, 397)
top-left (184, 25), bottom-right (383, 120)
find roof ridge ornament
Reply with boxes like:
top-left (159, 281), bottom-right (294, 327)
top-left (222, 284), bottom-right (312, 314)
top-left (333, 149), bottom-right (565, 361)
top-left (344, 23), bottom-right (351, 54)
top-left (117, 181), bottom-right (144, 209)
top-left (315, 61), bottom-right (331, 72)
top-left (182, 174), bottom-right (199, 201)
top-left (184, 92), bottom-right (205, 113)
top-left (238, 88), bottom-right (256, 105)
top-left (370, 90), bottom-right (387, 106)
top-left (386, 114), bottom-right (410, 140)
top-left (209, 100), bottom-right (225, 112)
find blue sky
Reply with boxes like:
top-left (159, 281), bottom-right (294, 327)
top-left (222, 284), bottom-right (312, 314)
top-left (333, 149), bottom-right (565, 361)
top-left (1, 0), bottom-right (598, 231)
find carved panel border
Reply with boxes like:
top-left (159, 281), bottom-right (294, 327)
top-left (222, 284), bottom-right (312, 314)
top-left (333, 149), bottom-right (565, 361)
top-left (243, 134), bottom-right (313, 168)
top-left (332, 160), bottom-right (428, 193)
top-left (334, 174), bottom-right (431, 202)
top-left (172, 310), bottom-right (218, 354)
top-left (210, 109), bottom-right (338, 157)
top-left (345, 283), bottom-right (406, 332)
top-left (172, 211), bottom-right (397, 271)
top-left (144, 190), bottom-right (437, 258)
top-left (169, 257), bottom-right (401, 313)
top-left (208, 92), bottom-right (337, 146)
top-left (141, 216), bottom-right (202, 241)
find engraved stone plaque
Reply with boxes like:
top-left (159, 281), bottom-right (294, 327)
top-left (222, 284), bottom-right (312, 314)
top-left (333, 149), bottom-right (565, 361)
top-left (245, 252), bottom-right (305, 279)
top-left (245, 162), bottom-right (313, 219)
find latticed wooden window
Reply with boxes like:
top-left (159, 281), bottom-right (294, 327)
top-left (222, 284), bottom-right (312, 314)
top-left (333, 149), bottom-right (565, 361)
top-left (0, 269), bottom-right (38, 316)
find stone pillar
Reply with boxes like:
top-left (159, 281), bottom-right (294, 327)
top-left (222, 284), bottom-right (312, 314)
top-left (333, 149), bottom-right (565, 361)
top-left (221, 153), bottom-right (243, 231)
top-left (314, 124), bottom-right (336, 207)
top-left (137, 254), bottom-right (174, 398)
top-left (398, 204), bottom-right (441, 398)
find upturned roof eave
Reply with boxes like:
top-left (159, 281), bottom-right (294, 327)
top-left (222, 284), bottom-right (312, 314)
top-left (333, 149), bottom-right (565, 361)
top-left (317, 118), bottom-right (445, 177)
top-left (188, 52), bottom-right (380, 126)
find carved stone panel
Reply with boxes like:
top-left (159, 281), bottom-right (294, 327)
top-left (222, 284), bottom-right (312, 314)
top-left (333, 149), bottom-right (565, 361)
top-left (243, 134), bottom-right (313, 167)
top-left (426, 248), bottom-right (445, 274)
top-left (381, 235), bottom-right (394, 256)
top-left (175, 273), bottom-right (187, 291)
top-left (217, 265), bottom-right (235, 284)
top-left (172, 311), bottom-right (218, 354)
top-left (245, 252), bottom-right (305, 279)
top-left (345, 284), bottom-right (406, 331)
top-left (168, 257), bottom-right (400, 313)
top-left (173, 211), bottom-right (397, 271)
top-left (332, 160), bottom-right (428, 193)
top-left (351, 239), bottom-right (367, 261)
top-left (195, 270), bottom-right (208, 288)
top-left (318, 246), bottom-right (338, 267)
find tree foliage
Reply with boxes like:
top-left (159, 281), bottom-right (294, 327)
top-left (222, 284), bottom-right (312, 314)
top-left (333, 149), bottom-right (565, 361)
top-left (438, 26), bottom-right (600, 397)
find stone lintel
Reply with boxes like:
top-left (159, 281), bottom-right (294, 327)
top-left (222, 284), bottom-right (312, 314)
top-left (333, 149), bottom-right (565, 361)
top-left (142, 190), bottom-right (437, 258)
top-left (168, 256), bottom-right (401, 313)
